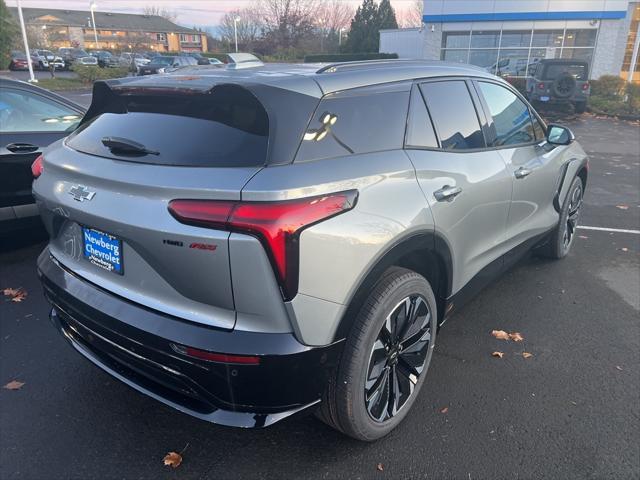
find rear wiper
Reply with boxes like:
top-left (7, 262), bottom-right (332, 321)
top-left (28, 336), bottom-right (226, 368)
top-left (101, 136), bottom-right (159, 156)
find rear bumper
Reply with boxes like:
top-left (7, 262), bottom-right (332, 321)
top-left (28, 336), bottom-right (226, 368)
top-left (38, 248), bottom-right (342, 428)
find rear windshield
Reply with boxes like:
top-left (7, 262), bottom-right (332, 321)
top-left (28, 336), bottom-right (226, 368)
top-left (66, 85), bottom-right (269, 167)
top-left (543, 63), bottom-right (587, 80)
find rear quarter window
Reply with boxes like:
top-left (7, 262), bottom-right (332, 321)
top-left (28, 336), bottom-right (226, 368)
top-left (295, 84), bottom-right (410, 162)
top-left (66, 85), bottom-right (269, 167)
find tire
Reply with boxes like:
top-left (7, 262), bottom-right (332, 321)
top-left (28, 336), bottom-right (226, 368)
top-left (318, 267), bottom-right (437, 441)
top-left (538, 176), bottom-right (584, 259)
top-left (574, 101), bottom-right (587, 114)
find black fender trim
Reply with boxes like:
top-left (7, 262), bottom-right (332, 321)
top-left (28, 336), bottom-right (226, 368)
top-left (554, 157), bottom-right (588, 213)
top-left (333, 230), bottom-right (453, 342)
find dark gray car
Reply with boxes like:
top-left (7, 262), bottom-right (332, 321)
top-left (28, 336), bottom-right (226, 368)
top-left (34, 60), bottom-right (588, 441)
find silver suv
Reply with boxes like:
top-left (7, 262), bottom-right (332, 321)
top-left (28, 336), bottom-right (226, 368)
top-left (34, 60), bottom-right (588, 441)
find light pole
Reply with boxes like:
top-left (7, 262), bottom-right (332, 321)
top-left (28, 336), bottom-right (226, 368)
top-left (90, 1), bottom-right (98, 48)
top-left (339, 28), bottom-right (345, 47)
top-left (233, 16), bottom-right (241, 53)
top-left (16, 0), bottom-right (36, 83)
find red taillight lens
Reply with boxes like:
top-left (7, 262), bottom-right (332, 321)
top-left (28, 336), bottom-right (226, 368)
top-left (171, 344), bottom-right (260, 364)
top-left (537, 82), bottom-right (545, 90)
top-left (31, 154), bottom-right (44, 178)
top-left (582, 82), bottom-right (590, 91)
top-left (168, 190), bottom-right (358, 300)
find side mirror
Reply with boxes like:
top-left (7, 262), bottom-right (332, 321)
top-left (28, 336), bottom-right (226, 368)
top-left (546, 124), bottom-right (575, 145)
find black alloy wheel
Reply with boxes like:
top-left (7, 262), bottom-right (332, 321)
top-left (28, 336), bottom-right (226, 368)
top-left (365, 294), bottom-right (432, 423)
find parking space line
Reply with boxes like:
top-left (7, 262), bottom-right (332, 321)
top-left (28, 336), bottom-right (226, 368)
top-left (578, 226), bottom-right (640, 235)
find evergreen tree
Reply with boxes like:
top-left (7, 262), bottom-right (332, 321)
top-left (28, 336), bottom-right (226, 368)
top-left (343, 0), bottom-right (398, 53)
top-left (0, 0), bottom-right (19, 68)
top-left (378, 0), bottom-right (398, 30)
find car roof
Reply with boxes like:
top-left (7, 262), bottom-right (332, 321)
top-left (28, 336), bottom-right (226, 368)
top-left (103, 59), bottom-right (499, 98)
top-left (0, 77), bottom-right (86, 112)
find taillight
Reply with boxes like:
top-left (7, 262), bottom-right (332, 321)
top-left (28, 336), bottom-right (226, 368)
top-left (31, 154), bottom-right (44, 178)
top-left (170, 343), bottom-right (260, 364)
top-left (582, 82), bottom-right (590, 91)
top-left (168, 190), bottom-right (358, 300)
top-left (537, 82), bottom-right (545, 90)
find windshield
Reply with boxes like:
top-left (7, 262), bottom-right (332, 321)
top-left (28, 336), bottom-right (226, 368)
top-left (543, 63), bottom-right (587, 80)
top-left (74, 49), bottom-right (89, 57)
top-left (151, 57), bottom-right (174, 65)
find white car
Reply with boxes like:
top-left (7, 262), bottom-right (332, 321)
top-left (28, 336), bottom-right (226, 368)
top-left (76, 55), bottom-right (98, 66)
top-left (32, 50), bottom-right (65, 70)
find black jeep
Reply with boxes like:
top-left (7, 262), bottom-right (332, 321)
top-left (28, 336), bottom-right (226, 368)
top-left (526, 59), bottom-right (590, 113)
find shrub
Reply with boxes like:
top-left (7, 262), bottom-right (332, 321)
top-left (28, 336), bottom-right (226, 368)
top-left (71, 64), bottom-right (128, 84)
top-left (626, 82), bottom-right (640, 112)
top-left (590, 75), bottom-right (626, 98)
top-left (303, 53), bottom-right (398, 63)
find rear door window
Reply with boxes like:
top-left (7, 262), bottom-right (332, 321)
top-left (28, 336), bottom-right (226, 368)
top-left (405, 85), bottom-right (438, 149)
top-left (66, 85), bottom-right (269, 167)
top-left (419, 81), bottom-right (485, 150)
top-left (477, 81), bottom-right (535, 147)
top-left (543, 63), bottom-right (587, 80)
top-left (295, 84), bottom-right (410, 162)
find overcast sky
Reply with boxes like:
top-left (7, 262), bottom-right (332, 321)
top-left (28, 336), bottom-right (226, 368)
top-left (8, 0), bottom-right (419, 28)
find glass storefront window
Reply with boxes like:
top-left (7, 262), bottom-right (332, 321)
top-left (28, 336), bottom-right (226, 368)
top-left (495, 49), bottom-right (530, 77)
top-left (442, 50), bottom-right (468, 63)
top-left (471, 31), bottom-right (500, 48)
top-left (622, 2), bottom-right (640, 81)
top-left (561, 48), bottom-right (595, 65)
top-left (500, 31), bottom-right (532, 48)
top-left (563, 29), bottom-right (597, 47)
top-left (443, 32), bottom-right (470, 49)
top-left (531, 30), bottom-right (564, 48)
top-left (469, 49), bottom-right (499, 71)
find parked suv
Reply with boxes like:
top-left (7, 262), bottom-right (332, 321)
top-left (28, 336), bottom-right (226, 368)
top-left (137, 55), bottom-right (198, 75)
top-left (526, 59), bottom-right (590, 113)
top-left (34, 60), bottom-right (588, 441)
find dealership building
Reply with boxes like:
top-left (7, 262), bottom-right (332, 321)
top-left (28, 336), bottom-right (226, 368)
top-left (380, 0), bottom-right (640, 81)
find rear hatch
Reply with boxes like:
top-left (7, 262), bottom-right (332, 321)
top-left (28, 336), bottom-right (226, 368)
top-left (34, 83), bottom-right (270, 330)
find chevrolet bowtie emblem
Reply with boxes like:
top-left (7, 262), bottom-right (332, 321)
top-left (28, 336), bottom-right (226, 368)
top-left (68, 184), bottom-right (96, 202)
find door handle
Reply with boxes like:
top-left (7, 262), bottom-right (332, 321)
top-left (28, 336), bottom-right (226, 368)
top-left (5, 143), bottom-right (39, 154)
top-left (514, 167), bottom-right (532, 179)
top-left (434, 185), bottom-right (462, 202)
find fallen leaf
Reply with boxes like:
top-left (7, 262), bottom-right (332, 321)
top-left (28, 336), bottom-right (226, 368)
top-left (615, 205), bottom-right (629, 210)
top-left (440, 407), bottom-right (449, 414)
top-left (615, 365), bottom-right (623, 371)
top-left (578, 235), bottom-right (588, 239)
top-left (11, 291), bottom-right (27, 303)
top-left (620, 247), bottom-right (629, 252)
top-left (2, 288), bottom-right (20, 297)
top-left (509, 332), bottom-right (524, 342)
top-left (491, 351), bottom-right (505, 359)
top-left (522, 352), bottom-right (533, 359)
top-left (3, 380), bottom-right (25, 390)
top-left (163, 452), bottom-right (182, 469)
top-left (491, 330), bottom-right (510, 340)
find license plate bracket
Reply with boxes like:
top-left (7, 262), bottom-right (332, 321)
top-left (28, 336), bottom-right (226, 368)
top-left (82, 227), bottom-right (123, 275)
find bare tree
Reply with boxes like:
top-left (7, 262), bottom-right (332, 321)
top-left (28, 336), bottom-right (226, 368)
top-left (315, 0), bottom-right (354, 51)
top-left (397, 0), bottom-right (423, 28)
top-left (142, 5), bottom-right (178, 24)
top-left (218, 8), bottom-right (263, 51)
top-left (258, 0), bottom-right (318, 51)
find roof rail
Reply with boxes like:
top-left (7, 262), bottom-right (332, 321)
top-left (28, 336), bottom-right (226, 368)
top-left (316, 59), bottom-right (431, 74)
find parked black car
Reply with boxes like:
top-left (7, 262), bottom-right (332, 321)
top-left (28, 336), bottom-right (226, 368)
top-left (525, 59), bottom-right (591, 113)
top-left (90, 50), bottom-right (119, 68)
top-left (57, 48), bottom-right (97, 70)
top-left (181, 52), bottom-right (210, 65)
top-left (0, 78), bottom-right (85, 235)
top-left (137, 55), bottom-right (198, 75)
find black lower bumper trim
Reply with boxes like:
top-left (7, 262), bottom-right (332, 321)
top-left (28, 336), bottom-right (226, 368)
top-left (38, 249), bottom-right (342, 428)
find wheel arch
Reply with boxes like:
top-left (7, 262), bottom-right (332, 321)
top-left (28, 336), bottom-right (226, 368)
top-left (332, 230), bottom-right (453, 342)
top-left (554, 157), bottom-right (588, 213)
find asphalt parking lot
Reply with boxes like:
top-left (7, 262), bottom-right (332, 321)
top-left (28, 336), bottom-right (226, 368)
top-left (1, 108), bottom-right (638, 479)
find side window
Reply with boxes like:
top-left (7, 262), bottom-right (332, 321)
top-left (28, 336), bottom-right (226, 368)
top-left (296, 86), bottom-right (410, 162)
top-left (532, 114), bottom-right (546, 141)
top-left (0, 88), bottom-right (81, 133)
top-left (419, 81), bottom-right (485, 150)
top-left (405, 85), bottom-right (438, 149)
top-left (478, 82), bottom-right (535, 147)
